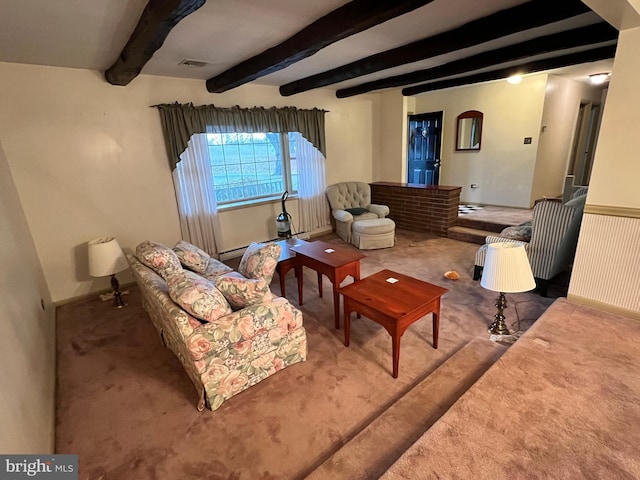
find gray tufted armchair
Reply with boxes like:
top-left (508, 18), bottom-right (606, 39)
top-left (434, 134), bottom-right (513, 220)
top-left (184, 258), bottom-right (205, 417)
top-left (325, 181), bottom-right (390, 244)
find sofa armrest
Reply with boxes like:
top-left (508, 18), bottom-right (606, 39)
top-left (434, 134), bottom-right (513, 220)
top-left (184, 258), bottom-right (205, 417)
top-left (332, 209), bottom-right (353, 223)
top-left (186, 297), bottom-right (303, 361)
top-left (367, 204), bottom-right (389, 218)
top-left (127, 253), bottom-right (200, 340)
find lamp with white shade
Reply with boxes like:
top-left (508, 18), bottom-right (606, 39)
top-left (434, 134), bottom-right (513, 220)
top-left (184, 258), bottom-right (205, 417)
top-left (480, 243), bottom-right (536, 335)
top-left (88, 236), bottom-right (129, 308)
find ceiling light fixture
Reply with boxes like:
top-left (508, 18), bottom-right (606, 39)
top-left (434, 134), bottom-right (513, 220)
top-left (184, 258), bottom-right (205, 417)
top-left (589, 73), bottom-right (610, 85)
top-left (507, 74), bottom-right (522, 85)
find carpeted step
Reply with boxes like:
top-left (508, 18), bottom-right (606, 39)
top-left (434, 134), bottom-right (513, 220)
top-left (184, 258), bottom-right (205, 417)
top-left (456, 216), bottom-right (512, 233)
top-left (447, 226), bottom-right (495, 244)
top-left (305, 337), bottom-right (507, 480)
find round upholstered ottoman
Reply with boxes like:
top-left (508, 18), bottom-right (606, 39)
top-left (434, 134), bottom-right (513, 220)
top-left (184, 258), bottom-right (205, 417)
top-left (351, 218), bottom-right (395, 249)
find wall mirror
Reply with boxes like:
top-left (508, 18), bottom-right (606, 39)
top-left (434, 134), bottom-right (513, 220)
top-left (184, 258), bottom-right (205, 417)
top-left (456, 110), bottom-right (483, 151)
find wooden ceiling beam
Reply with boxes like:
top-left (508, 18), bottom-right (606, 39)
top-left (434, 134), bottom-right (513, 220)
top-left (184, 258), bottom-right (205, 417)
top-left (205, 0), bottom-right (435, 93)
top-left (105, 0), bottom-right (206, 86)
top-left (401, 45), bottom-right (617, 96)
top-left (279, 0), bottom-right (591, 97)
top-left (336, 22), bottom-right (618, 98)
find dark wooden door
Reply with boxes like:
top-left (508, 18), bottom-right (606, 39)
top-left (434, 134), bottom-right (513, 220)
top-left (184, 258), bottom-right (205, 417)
top-left (407, 111), bottom-right (443, 186)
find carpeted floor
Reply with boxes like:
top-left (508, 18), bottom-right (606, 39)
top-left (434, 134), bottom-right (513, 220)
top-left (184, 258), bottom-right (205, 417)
top-left (55, 230), bottom-right (561, 479)
top-left (382, 298), bottom-right (640, 479)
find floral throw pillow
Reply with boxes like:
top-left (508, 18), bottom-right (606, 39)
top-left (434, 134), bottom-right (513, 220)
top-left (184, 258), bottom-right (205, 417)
top-left (136, 240), bottom-right (183, 280)
top-left (167, 270), bottom-right (232, 323)
top-left (238, 242), bottom-right (282, 284)
top-left (173, 240), bottom-right (210, 274)
top-left (215, 272), bottom-right (273, 310)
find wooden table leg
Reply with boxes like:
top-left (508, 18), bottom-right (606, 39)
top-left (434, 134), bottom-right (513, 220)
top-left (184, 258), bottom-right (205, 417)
top-left (432, 311), bottom-right (439, 349)
top-left (317, 271), bottom-right (323, 298)
top-left (392, 329), bottom-right (401, 378)
top-left (278, 267), bottom-right (286, 298)
top-left (353, 263), bottom-right (362, 319)
top-left (344, 301), bottom-right (351, 347)
top-left (333, 283), bottom-right (341, 329)
top-left (296, 265), bottom-right (304, 305)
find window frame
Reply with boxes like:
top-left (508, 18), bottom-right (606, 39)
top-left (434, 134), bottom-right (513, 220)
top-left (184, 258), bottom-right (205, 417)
top-left (207, 131), bottom-right (298, 209)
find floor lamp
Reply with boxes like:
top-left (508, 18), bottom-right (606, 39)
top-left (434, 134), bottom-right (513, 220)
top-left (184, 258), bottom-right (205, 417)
top-left (480, 243), bottom-right (535, 335)
top-left (88, 237), bottom-right (129, 308)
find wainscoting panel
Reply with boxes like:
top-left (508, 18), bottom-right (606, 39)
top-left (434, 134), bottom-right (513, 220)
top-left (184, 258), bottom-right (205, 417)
top-left (569, 213), bottom-right (640, 315)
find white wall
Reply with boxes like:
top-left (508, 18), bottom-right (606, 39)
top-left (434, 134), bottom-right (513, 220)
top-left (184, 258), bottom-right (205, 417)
top-left (578, 27), bottom-right (640, 210)
top-left (374, 90), bottom-right (408, 183)
top-left (531, 75), bottom-right (604, 203)
top-left (584, 0), bottom-right (640, 30)
top-left (413, 75), bottom-right (547, 208)
top-left (569, 25), bottom-right (640, 316)
top-left (0, 138), bottom-right (55, 453)
top-left (0, 62), bottom-right (376, 302)
top-left (218, 200), bottom-right (300, 255)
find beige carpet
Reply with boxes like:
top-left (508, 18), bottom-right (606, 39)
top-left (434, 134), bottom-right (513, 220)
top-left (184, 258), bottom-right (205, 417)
top-left (382, 298), bottom-right (640, 479)
top-left (55, 230), bottom-right (558, 479)
top-left (307, 337), bottom-right (507, 480)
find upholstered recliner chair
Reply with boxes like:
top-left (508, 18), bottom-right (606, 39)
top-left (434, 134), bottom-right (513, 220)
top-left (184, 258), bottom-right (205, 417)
top-left (473, 192), bottom-right (587, 296)
top-left (326, 181), bottom-right (395, 249)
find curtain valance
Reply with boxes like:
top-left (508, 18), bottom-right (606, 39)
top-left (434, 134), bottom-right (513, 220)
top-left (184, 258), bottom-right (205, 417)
top-left (154, 102), bottom-right (327, 170)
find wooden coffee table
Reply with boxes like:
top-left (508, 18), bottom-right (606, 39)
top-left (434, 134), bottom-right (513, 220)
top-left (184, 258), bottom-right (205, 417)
top-left (339, 269), bottom-right (448, 378)
top-left (274, 238), bottom-right (308, 300)
top-left (290, 241), bottom-right (366, 329)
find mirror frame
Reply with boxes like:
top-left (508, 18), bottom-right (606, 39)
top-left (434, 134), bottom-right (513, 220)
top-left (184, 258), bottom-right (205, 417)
top-left (455, 110), bottom-right (483, 151)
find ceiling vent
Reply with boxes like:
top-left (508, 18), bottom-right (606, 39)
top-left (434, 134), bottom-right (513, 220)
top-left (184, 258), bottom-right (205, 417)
top-left (178, 59), bottom-right (208, 68)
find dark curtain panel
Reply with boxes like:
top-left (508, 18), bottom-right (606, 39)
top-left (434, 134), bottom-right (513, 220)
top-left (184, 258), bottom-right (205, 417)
top-left (154, 102), bottom-right (327, 170)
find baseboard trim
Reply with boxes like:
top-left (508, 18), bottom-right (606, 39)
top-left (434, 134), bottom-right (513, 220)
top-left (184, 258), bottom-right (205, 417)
top-left (220, 249), bottom-right (246, 261)
top-left (308, 226), bottom-right (333, 237)
top-left (57, 228), bottom-right (336, 302)
top-left (219, 227), bottom-right (333, 261)
top-left (54, 281), bottom-right (137, 307)
top-left (567, 293), bottom-right (640, 321)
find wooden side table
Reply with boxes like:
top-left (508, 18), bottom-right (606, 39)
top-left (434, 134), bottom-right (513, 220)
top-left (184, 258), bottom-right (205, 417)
top-left (290, 241), bottom-right (365, 329)
top-left (339, 269), bottom-right (448, 378)
top-left (274, 238), bottom-right (308, 300)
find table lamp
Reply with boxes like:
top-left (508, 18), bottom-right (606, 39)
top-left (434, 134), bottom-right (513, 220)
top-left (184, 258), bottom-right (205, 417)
top-left (88, 236), bottom-right (129, 308)
top-left (480, 243), bottom-right (535, 335)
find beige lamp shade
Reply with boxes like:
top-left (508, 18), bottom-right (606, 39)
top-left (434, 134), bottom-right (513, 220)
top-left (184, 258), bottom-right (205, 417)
top-left (88, 237), bottom-right (128, 277)
top-left (481, 243), bottom-right (535, 293)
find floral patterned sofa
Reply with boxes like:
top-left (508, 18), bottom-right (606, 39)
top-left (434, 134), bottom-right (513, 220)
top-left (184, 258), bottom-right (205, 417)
top-left (127, 240), bottom-right (307, 411)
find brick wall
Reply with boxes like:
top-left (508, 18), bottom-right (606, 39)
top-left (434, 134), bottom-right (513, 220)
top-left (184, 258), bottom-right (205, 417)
top-left (370, 182), bottom-right (461, 236)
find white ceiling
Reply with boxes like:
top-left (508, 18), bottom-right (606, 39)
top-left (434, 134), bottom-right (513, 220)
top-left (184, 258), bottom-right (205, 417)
top-left (0, 0), bottom-right (617, 93)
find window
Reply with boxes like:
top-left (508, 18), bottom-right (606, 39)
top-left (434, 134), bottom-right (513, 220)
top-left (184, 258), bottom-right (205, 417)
top-left (207, 132), bottom-right (299, 205)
